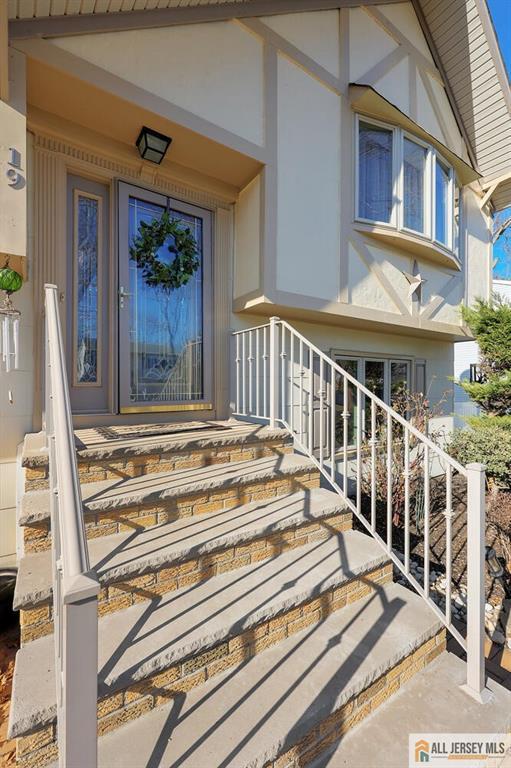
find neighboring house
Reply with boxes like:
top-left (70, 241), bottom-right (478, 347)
top-left (2, 2), bottom-right (511, 767)
top-left (454, 278), bottom-right (511, 426)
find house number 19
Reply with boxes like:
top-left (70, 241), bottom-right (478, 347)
top-left (6, 147), bottom-right (25, 190)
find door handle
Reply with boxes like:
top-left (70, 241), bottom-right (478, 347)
top-left (118, 286), bottom-right (132, 308)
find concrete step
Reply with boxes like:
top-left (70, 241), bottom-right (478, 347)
top-left (22, 421), bottom-right (292, 491)
top-left (9, 531), bottom-right (392, 750)
top-left (15, 488), bottom-right (352, 643)
top-left (47, 583), bottom-right (444, 768)
top-left (311, 652), bottom-right (511, 768)
top-left (20, 453), bottom-right (319, 553)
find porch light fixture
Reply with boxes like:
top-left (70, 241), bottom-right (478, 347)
top-left (136, 126), bottom-right (172, 164)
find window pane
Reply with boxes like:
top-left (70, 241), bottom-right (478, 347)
top-left (391, 361), bottom-right (409, 404)
top-left (364, 360), bottom-right (385, 436)
top-left (403, 138), bottom-right (427, 233)
top-left (358, 122), bottom-right (393, 223)
top-left (76, 195), bottom-right (99, 384)
top-left (415, 361), bottom-right (426, 396)
top-left (435, 159), bottom-right (450, 245)
top-left (128, 197), bottom-right (203, 403)
top-left (335, 358), bottom-right (359, 447)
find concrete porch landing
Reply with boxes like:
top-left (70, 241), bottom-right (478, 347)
top-left (314, 652), bottom-right (511, 768)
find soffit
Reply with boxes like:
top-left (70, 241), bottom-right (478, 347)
top-left (415, 0), bottom-right (511, 210)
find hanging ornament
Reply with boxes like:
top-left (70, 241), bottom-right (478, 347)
top-left (0, 263), bottom-right (22, 372)
top-left (0, 267), bottom-right (23, 295)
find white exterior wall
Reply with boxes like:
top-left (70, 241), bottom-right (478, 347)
top-left (275, 54), bottom-right (341, 301)
top-left (0, 49), bottom-right (30, 565)
top-left (234, 174), bottom-right (261, 299)
top-left (52, 22), bottom-right (265, 147)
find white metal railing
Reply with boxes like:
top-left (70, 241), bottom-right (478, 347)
top-left (233, 317), bottom-right (487, 701)
top-left (44, 284), bottom-right (100, 766)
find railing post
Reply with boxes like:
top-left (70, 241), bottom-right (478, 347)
top-left (269, 316), bottom-right (280, 427)
top-left (461, 462), bottom-right (490, 703)
top-left (60, 576), bottom-right (99, 768)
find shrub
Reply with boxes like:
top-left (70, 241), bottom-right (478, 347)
top-left (361, 391), bottom-right (446, 526)
top-left (459, 295), bottom-right (511, 417)
top-left (449, 417), bottom-right (511, 488)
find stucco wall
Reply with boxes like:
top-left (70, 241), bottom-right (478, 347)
top-left (275, 54), bottom-right (341, 301)
top-left (42, 3), bottom-right (490, 337)
top-left (234, 173), bottom-right (260, 299)
top-left (52, 22), bottom-right (265, 147)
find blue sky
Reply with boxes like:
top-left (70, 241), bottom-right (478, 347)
top-left (487, 0), bottom-right (511, 279)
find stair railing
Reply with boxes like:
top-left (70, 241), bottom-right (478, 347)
top-left (44, 284), bottom-right (99, 767)
top-left (233, 316), bottom-right (487, 701)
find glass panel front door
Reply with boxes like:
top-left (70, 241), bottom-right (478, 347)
top-left (118, 184), bottom-right (212, 412)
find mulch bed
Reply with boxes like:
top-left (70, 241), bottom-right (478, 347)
top-left (356, 477), bottom-right (511, 606)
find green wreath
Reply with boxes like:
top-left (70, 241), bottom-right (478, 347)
top-left (129, 210), bottom-right (199, 293)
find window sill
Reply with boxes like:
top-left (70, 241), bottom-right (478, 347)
top-left (354, 222), bottom-right (462, 270)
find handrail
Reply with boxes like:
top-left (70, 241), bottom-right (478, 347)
top-left (278, 319), bottom-right (467, 477)
top-left (233, 316), bottom-right (487, 702)
top-left (44, 284), bottom-right (99, 767)
top-left (45, 285), bottom-right (90, 579)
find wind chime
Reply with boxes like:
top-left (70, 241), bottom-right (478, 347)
top-left (0, 260), bottom-right (23, 372)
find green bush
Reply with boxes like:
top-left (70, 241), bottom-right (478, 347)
top-left (450, 418), bottom-right (511, 487)
top-left (461, 295), bottom-right (511, 371)
top-left (459, 295), bottom-right (511, 417)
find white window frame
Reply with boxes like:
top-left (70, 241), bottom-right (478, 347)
top-left (333, 353), bottom-right (412, 405)
top-left (400, 132), bottom-right (432, 239)
top-left (355, 114), bottom-right (399, 229)
top-left (332, 353), bottom-right (414, 448)
top-left (432, 153), bottom-right (454, 251)
top-left (355, 114), bottom-right (458, 257)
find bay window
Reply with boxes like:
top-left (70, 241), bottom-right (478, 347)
top-left (358, 121), bottom-right (393, 224)
top-left (434, 157), bottom-right (451, 246)
top-left (356, 115), bottom-right (459, 256)
top-left (403, 137), bottom-right (427, 233)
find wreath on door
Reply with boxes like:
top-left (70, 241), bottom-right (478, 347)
top-left (129, 210), bottom-right (199, 293)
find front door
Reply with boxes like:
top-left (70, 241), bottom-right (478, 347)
top-left (118, 183), bottom-right (213, 414)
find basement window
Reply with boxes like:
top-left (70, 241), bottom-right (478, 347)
top-left (356, 115), bottom-right (458, 255)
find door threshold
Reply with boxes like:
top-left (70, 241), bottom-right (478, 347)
top-left (120, 403), bottom-right (213, 414)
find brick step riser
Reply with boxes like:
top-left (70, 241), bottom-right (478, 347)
top-left (19, 509), bottom-right (353, 644)
top-left (22, 469), bottom-right (320, 554)
top-left (267, 629), bottom-right (447, 768)
top-left (16, 562), bottom-right (395, 768)
top-left (23, 439), bottom-right (293, 492)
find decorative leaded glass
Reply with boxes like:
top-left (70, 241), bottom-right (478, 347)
top-left (76, 194), bottom-right (99, 384)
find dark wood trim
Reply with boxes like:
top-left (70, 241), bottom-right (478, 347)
top-left (8, 0), bottom-right (404, 40)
